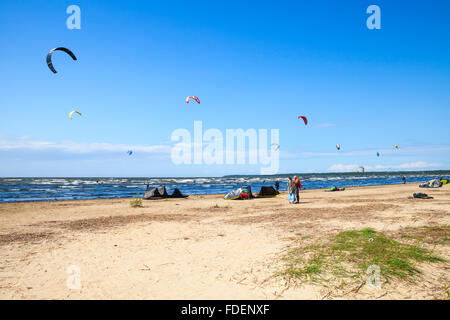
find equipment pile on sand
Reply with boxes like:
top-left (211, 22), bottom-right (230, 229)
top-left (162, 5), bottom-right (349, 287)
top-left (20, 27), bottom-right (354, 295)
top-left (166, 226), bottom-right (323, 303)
top-left (419, 179), bottom-right (443, 188)
top-left (224, 186), bottom-right (279, 200)
top-left (142, 186), bottom-right (188, 200)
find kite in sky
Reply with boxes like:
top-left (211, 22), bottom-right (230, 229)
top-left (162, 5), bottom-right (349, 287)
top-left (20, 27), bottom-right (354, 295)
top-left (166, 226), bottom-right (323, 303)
top-left (186, 96), bottom-right (200, 104)
top-left (298, 115), bottom-right (307, 125)
top-left (47, 47), bottom-right (77, 73)
top-left (69, 110), bottom-right (81, 119)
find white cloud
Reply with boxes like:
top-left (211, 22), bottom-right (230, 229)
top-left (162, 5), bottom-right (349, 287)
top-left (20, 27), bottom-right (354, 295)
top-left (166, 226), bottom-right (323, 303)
top-left (369, 162), bottom-right (442, 170)
top-left (328, 162), bottom-right (443, 172)
top-left (288, 145), bottom-right (450, 159)
top-left (0, 135), bottom-right (171, 155)
top-left (328, 164), bottom-right (360, 172)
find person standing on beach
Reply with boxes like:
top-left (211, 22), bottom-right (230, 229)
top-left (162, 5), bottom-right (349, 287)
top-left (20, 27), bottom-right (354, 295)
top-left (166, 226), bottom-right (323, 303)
top-left (294, 176), bottom-right (302, 203)
top-left (275, 179), bottom-right (280, 191)
top-left (402, 176), bottom-right (406, 184)
top-left (287, 177), bottom-right (295, 203)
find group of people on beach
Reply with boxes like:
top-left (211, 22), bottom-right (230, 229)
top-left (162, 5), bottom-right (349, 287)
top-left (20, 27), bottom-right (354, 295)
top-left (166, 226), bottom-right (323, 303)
top-left (287, 176), bottom-right (302, 204)
top-left (274, 177), bottom-right (303, 204)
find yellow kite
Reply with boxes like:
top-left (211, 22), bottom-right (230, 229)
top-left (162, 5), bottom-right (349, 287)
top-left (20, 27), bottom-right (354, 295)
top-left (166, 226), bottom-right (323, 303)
top-left (69, 110), bottom-right (82, 119)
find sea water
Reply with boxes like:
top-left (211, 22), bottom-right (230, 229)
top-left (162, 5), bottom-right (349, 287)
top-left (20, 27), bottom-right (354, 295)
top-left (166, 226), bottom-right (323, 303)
top-left (0, 171), bottom-right (448, 203)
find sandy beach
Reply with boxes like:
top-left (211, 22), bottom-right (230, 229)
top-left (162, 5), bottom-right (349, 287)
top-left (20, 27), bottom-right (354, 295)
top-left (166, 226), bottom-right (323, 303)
top-left (0, 183), bottom-right (449, 300)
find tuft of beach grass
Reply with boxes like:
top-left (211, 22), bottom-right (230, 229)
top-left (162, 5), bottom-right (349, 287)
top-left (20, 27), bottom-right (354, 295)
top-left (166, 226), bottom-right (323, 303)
top-left (280, 227), bottom-right (447, 285)
top-left (129, 198), bottom-right (143, 208)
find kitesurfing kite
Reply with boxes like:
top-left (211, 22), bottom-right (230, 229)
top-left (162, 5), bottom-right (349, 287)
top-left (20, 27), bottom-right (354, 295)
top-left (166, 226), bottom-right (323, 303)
top-left (376, 152), bottom-right (380, 157)
top-left (186, 96), bottom-right (200, 104)
top-left (298, 116), bottom-right (307, 125)
top-left (394, 145), bottom-right (399, 149)
top-left (47, 47), bottom-right (77, 74)
top-left (127, 150), bottom-right (133, 156)
top-left (69, 110), bottom-right (81, 119)
top-left (336, 144), bottom-right (341, 151)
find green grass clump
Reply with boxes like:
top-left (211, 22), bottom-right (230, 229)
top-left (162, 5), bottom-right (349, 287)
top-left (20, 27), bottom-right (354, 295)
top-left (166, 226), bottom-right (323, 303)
top-left (399, 225), bottom-right (450, 246)
top-left (281, 227), bottom-right (447, 284)
top-left (445, 286), bottom-right (450, 300)
top-left (130, 198), bottom-right (143, 208)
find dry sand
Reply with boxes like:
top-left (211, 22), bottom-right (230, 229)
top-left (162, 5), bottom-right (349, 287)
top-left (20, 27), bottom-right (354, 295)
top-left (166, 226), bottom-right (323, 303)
top-left (0, 183), bottom-right (449, 300)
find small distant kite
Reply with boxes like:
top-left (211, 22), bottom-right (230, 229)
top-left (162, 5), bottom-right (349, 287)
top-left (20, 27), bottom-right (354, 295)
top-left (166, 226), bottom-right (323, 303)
top-left (298, 115), bottom-right (307, 125)
top-left (186, 96), bottom-right (200, 104)
top-left (47, 47), bottom-right (77, 74)
top-left (394, 145), bottom-right (399, 149)
top-left (69, 110), bottom-right (82, 119)
top-left (271, 143), bottom-right (280, 151)
top-left (127, 150), bottom-right (133, 156)
top-left (336, 144), bottom-right (341, 151)
top-left (376, 152), bottom-right (380, 157)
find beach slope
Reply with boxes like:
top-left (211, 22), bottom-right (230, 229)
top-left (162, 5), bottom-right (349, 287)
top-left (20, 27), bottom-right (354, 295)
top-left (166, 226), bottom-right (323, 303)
top-left (0, 183), bottom-right (449, 299)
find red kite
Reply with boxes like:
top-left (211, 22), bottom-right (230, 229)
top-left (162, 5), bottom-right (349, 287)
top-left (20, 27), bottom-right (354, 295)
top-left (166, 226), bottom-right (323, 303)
top-left (298, 115), bottom-right (307, 125)
top-left (186, 96), bottom-right (200, 104)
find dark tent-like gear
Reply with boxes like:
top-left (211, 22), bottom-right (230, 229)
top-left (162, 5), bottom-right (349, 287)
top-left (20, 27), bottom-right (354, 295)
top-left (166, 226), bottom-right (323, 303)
top-left (157, 186), bottom-right (168, 197)
top-left (143, 186), bottom-right (188, 200)
top-left (169, 188), bottom-right (188, 198)
top-left (142, 187), bottom-right (164, 200)
top-left (256, 186), bottom-right (280, 198)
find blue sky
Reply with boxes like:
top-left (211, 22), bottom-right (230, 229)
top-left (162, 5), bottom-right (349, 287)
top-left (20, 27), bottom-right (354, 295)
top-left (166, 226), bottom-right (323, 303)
top-left (0, 0), bottom-right (449, 177)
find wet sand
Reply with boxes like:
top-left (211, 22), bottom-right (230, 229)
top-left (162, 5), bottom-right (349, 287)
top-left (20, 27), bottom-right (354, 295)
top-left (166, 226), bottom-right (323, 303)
top-left (0, 183), bottom-right (449, 299)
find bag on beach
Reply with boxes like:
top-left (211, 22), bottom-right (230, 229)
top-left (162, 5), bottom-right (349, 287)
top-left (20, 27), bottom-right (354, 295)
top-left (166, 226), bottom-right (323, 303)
top-left (288, 193), bottom-right (296, 203)
top-left (413, 193), bottom-right (433, 199)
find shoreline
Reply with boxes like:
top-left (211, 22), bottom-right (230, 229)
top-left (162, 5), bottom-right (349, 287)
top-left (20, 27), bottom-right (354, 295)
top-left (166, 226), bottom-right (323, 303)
top-left (0, 181), bottom-right (425, 205)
